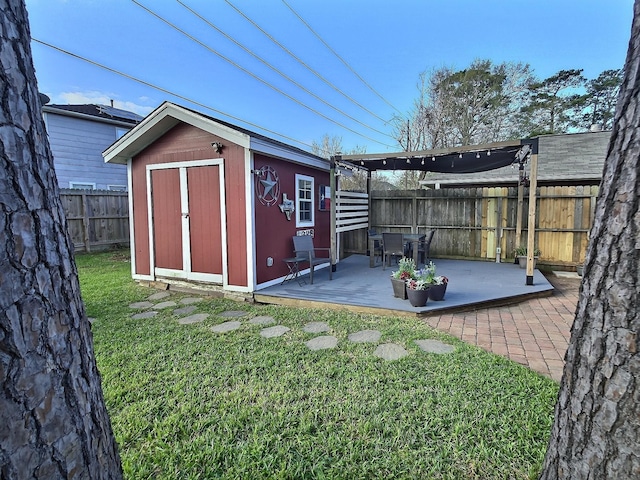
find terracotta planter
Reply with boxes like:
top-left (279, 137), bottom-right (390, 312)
top-left (407, 288), bottom-right (429, 307)
top-left (390, 277), bottom-right (407, 299)
top-left (428, 283), bottom-right (447, 301)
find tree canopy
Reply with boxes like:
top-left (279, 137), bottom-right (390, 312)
top-left (393, 61), bottom-right (622, 153)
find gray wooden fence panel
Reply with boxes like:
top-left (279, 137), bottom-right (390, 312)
top-left (60, 189), bottom-right (129, 252)
top-left (342, 185), bottom-right (598, 267)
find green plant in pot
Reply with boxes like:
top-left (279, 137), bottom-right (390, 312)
top-left (514, 246), bottom-right (542, 269)
top-left (390, 257), bottom-right (416, 299)
top-left (405, 271), bottom-right (431, 307)
top-left (421, 261), bottom-right (448, 301)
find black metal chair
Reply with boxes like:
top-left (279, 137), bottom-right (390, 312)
top-left (292, 235), bottom-right (332, 284)
top-left (368, 229), bottom-right (383, 265)
top-left (417, 230), bottom-right (436, 265)
top-left (382, 233), bottom-right (405, 270)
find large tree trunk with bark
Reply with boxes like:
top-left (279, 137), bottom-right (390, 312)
top-left (0, 1), bottom-right (123, 478)
top-left (539, 2), bottom-right (640, 479)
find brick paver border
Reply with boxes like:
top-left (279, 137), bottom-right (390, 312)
top-left (425, 274), bottom-right (579, 382)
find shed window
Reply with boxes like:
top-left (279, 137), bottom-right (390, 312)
top-left (108, 185), bottom-right (127, 192)
top-left (295, 174), bottom-right (314, 227)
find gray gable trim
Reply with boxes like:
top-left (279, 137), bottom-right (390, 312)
top-left (421, 131), bottom-right (610, 187)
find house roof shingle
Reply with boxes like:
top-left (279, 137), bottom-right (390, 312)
top-left (44, 104), bottom-right (143, 125)
top-left (420, 131), bottom-right (610, 187)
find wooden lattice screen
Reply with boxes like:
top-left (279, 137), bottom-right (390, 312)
top-left (335, 190), bottom-right (369, 233)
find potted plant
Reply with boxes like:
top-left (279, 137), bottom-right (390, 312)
top-left (405, 273), bottom-right (430, 307)
top-left (514, 246), bottom-right (541, 269)
top-left (390, 257), bottom-right (416, 299)
top-left (428, 275), bottom-right (448, 301)
top-left (419, 261), bottom-right (448, 301)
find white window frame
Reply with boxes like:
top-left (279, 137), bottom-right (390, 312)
top-left (107, 185), bottom-right (127, 192)
top-left (295, 174), bottom-right (314, 228)
top-left (69, 181), bottom-right (96, 190)
top-left (115, 127), bottom-right (129, 140)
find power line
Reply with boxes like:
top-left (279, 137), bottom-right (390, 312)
top-left (281, 0), bottom-right (407, 120)
top-left (176, 0), bottom-right (394, 140)
top-left (32, 38), bottom-right (322, 152)
top-left (132, 0), bottom-right (394, 148)
top-left (223, 0), bottom-right (391, 125)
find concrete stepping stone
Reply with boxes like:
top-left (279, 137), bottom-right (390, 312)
top-left (374, 343), bottom-right (409, 361)
top-left (415, 339), bottom-right (455, 354)
top-left (260, 325), bottom-right (290, 338)
top-left (180, 297), bottom-right (203, 305)
top-left (178, 313), bottom-right (209, 325)
top-left (131, 311), bottom-right (158, 320)
top-left (218, 310), bottom-right (248, 318)
top-left (249, 316), bottom-right (276, 326)
top-left (348, 330), bottom-right (381, 343)
top-left (129, 301), bottom-right (154, 309)
top-left (87, 317), bottom-right (96, 324)
top-left (306, 335), bottom-right (338, 351)
top-left (148, 291), bottom-right (171, 301)
top-left (174, 306), bottom-right (197, 316)
top-left (303, 322), bottom-right (330, 334)
top-left (211, 321), bottom-right (242, 333)
top-left (155, 301), bottom-right (177, 309)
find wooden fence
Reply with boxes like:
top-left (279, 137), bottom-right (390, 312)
top-left (340, 185), bottom-right (599, 268)
top-left (59, 189), bottom-right (129, 252)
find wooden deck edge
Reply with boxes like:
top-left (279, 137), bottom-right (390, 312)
top-left (253, 294), bottom-right (421, 318)
top-left (254, 288), bottom-right (554, 319)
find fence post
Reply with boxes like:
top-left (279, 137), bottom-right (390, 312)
top-left (412, 190), bottom-right (417, 233)
top-left (81, 192), bottom-right (91, 253)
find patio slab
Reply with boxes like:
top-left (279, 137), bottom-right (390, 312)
top-left (255, 255), bottom-right (553, 317)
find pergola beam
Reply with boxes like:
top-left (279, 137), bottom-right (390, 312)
top-left (339, 139), bottom-right (522, 161)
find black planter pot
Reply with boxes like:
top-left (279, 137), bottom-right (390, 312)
top-left (407, 288), bottom-right (429, 307)
top-left (428, 283), bottom-right (447, 301)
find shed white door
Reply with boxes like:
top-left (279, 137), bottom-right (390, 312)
top-left (148, 160), bottom-right (225, 283)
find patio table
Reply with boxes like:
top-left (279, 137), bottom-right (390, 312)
top-left (369, 233), bottom-right (425, 268)
top-left (282, 256), bottom-right (307, 285)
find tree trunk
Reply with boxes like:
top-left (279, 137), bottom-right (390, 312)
top-left (0, 1), bottom-right (123, 478)
top-left (539, 2), bottom-right (640, 478)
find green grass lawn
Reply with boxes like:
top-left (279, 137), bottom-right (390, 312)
top-left (77, 251), bottom-right (559, 479)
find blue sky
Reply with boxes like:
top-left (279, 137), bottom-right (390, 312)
top-left (26, 0), bottom-right (634, 154)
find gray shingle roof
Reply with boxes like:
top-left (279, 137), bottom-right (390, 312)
top-left (45, 104), bottom-right (143, 125)
top-left (421, 131), bottom-right (610, 187)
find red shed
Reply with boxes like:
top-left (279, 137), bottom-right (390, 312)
top-left (103, 102), bottom-right (332, 294)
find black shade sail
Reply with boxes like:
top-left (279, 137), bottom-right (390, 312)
top-left (336, 139), bottom-right (538, 174)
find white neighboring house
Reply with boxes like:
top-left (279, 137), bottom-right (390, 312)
top-left (42, 103), bottom-right (143, 191)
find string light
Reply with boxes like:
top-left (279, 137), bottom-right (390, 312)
top-left (421, 158), bottom-right (425, 165)
top-left (476, 152), bottom-right (480, 159)
top-left (383, 159), bottom-right (386, 165)
top-left (459, 153), bottom-right (463, 159)
top-left (487, 150), bottom-right (491, 156)
top-left (406, 158), bottom-right (411, 164)
top-left (432, 156), bottom-right (436, 162)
